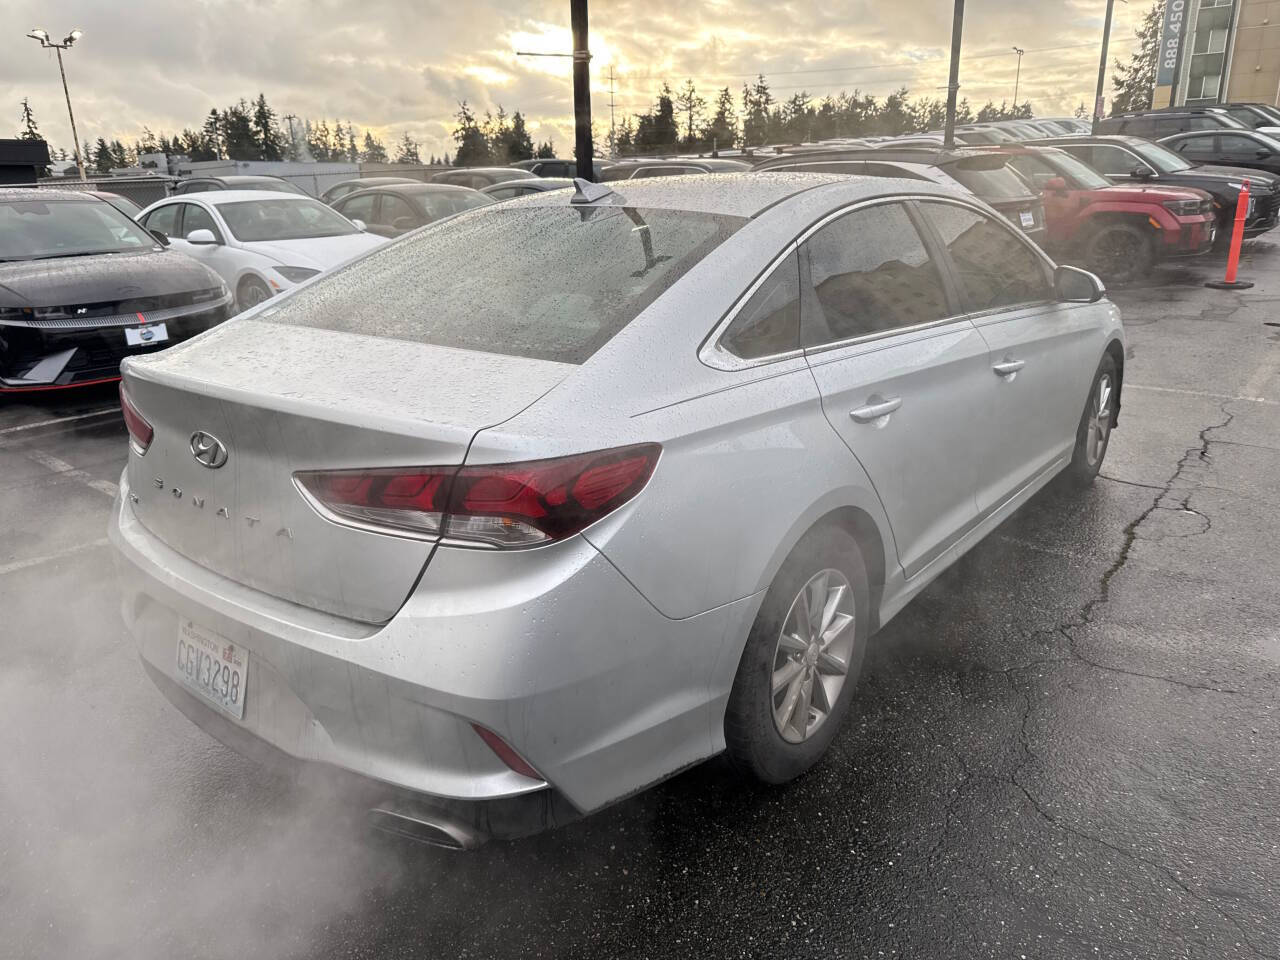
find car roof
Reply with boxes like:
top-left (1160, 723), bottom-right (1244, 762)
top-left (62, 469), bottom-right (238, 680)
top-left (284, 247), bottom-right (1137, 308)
top-left (490, 171), bottom-right (969, 218)
top-left (0, 187), bottom-right (95, 202)
top-left (759, 145), bottom-right (990, 166)
top-left (439, 166), bottom-right (534, 175)
top-left (482, 178), bottom-right (573, 192)
top-left (341, 182), bottom-right (481, 199)
top-left (159, 189), bottom-right (317, 204)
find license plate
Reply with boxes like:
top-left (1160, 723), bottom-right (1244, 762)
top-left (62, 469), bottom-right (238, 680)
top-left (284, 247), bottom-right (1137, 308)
top-left (176, 620), bottom-right (247, 720)
top-left (1019, 211), bottom-right (1035, 228)
top-left (125, 322), bottom-right (169, 346)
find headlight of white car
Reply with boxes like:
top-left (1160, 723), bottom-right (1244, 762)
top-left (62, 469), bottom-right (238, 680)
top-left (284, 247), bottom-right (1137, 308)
top-left (275, 266), bottom-right (321, 283)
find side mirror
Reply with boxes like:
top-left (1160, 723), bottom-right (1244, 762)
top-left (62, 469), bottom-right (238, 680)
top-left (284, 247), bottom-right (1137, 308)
top-left (1257, 150), bottom-right (1272, 159)
top-left (1055, 264), bottom-right (1105, 303)
top-left (185, 228), bottom-right (218, 245)
top-left (1042, 176), bottom-right (1069, 193)
top-left (350, 218), bottom-right (367, 231)
top-left (1131, 165), bottom-right (1155, 180)
top-left (148, 228), bottom-right (169, 247)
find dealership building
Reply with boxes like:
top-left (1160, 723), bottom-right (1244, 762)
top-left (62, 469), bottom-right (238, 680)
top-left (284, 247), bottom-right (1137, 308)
top-left (1153, 0), bottom-right (1280, 107)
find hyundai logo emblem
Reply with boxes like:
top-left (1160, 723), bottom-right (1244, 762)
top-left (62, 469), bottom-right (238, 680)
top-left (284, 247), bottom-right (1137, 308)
top-left (189, 431), bottom-right (229, 469)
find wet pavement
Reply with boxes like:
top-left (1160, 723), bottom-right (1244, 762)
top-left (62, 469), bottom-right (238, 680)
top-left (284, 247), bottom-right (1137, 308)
top-left (2, 246), bottom-right (1279, 959)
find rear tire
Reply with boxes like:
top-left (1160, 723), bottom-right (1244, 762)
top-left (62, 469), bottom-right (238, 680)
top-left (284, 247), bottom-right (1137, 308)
top-left (1063, 353), bottom-right (1118, 487)
top-left (724, 526), bottom-right (870, 784)
top-left (236, 276), bottom-right (273, 312)
top-left (1083, 222), bottom-right (1153, 284)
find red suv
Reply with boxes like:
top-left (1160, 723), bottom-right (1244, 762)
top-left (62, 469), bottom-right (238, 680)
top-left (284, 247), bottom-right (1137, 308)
top-left (977, 145), bottom-right (1217, 283)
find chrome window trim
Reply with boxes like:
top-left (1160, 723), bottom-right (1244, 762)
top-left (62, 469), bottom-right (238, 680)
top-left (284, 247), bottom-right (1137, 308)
top-left (700, 192), bottom-right (1061, 370)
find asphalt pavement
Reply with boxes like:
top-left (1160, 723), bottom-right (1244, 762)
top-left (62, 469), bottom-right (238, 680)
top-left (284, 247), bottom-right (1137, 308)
top-left (2, 246), bottom-right (1279, 959)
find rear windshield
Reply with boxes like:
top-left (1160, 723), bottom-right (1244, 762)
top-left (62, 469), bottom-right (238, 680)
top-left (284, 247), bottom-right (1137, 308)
top-left (267, 205), bottom-right (745, 364)
top-left (413, 189), bottom-right (494, 219)
top-left (946, 159), bottom-right (1034, 199)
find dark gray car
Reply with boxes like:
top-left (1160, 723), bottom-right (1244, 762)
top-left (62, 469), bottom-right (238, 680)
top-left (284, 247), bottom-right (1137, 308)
top-left (332, 182), bottom-right (493, 237)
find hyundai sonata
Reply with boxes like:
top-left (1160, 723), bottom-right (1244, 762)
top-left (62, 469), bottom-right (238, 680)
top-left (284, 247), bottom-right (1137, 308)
top-left (111, 173), bottom-right (1123, 847)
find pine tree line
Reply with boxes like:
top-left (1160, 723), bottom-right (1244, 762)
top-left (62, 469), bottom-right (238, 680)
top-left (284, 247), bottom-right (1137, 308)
top-left (451, 103), bottom-right (549, 166)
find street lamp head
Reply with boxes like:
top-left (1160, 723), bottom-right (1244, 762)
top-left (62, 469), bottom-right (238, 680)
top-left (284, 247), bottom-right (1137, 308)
top-left (27, 28), bottom-right (49, 42)
top-left (65, 29), bottom-right (83, 45)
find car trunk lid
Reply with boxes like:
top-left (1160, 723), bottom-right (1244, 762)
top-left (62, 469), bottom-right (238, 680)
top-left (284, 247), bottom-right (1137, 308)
top-left (121, 319), bottom-right (572, 623)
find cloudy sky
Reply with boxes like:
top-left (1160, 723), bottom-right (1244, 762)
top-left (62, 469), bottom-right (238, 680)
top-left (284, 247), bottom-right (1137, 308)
top-left (4, 0), bottom-right (1150, 160)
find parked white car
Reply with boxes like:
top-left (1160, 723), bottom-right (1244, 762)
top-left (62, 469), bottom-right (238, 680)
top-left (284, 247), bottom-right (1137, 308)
top-left (137, 191), bottom-right (388, 310)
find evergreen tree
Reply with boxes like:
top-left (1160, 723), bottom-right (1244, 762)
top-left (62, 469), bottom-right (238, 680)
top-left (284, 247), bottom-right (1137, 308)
top-left (221, 100), bottom-right (258, 160)
top-left (110, 139), bottom-right (131, 168)
top-left (674, 79), bottom-right (706, 148)
top-left (1111, 0), bottom-right (1164, 115)
top-left (534, 139), bottom-right (556, 159)
top-left (508, 111), bottom-right (534, 161)
top-left (18, 98), bottom-right (41, 140)
top-left (614, 118), bottom-right (634, 156)
top-left (442, 152), bottom-right (451, 165)
top-left (394, 132), bottom-right (421, 164)
top-left (202, 109), bottom-right (223, 159)
top-left (452, 101), bottom-right (490, 166)
top-left (346, 123), bottom-right (360, 163)
top-left (252, 94), bottom-right (285, 161)
top-left (307, 119), bottom-right (336, 161)
top-left (780, 92), bottom-right (813, 141)
top-left (484, 105), bottom-right (514, 162)
top-left (741, 75), bottom-right (773, 146)
top-left (634, 83), bottom-right (678, 155)
top-left (92, 138), bottom-right (113, 174)
top-left (703, 87), bottom-right (737, 151)
top-left (955, 98), bottom-right (975, 125)
top-left (360, 131), bottom-right (388, 163)
top-left (1074, 101), bottom-right (1089, 119)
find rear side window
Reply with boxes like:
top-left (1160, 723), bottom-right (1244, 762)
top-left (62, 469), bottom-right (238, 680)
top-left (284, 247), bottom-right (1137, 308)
top-left (270, 206), bottom-right (745, 364)
top-left (801, 202), bottom-right (951, 346)
top-left (720, 250), bottom-right (801, 359)
top-left (916, 201), bottom-right (1053, 312)
top-left (1187, 116), bottom-right (1223, 130)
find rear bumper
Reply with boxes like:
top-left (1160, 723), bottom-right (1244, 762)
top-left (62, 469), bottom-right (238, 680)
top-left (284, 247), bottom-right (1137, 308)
top-left (110, 472), bottom-right (755, 815)
top-left (0, 299), bottom-right (231, 391)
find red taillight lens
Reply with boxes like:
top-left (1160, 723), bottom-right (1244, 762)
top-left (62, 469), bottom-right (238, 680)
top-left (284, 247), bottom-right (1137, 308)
top-left (119, 384), bottom-right (153, 455)
top-left (294, 443), bottom-right (660, 548)
top-left (471, 724), bottom-right (542, 780)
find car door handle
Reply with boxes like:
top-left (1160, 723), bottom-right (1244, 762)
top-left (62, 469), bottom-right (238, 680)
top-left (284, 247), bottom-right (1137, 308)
top-left (992, 359), bottom-right (1026, 376)
top-left (849, 397), bottom-right (902, 422)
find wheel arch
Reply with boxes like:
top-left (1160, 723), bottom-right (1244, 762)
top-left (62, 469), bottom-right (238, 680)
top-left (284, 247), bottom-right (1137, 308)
top-left (1104, 336), bottom-right (1125, 426)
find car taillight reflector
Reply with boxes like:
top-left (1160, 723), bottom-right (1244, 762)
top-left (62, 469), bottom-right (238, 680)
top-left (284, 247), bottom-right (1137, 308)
top-left (471, 724), bottom-right (542, 780)
top-left (294, 443), bottom-right (660, 548)
top-left (119, 384), bottom-right (153, 455)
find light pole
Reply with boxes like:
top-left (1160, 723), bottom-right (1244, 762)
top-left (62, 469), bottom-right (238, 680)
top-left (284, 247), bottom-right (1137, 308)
top-left (1092, 0), bottom-right (1118, 133)
top-left (1012, 46), bottom-right (1025, 109)
top-left (942, 0), bottom-right (966, 148)
top-left (26, 27), bottom-right (86, 181)
top-left (513, 0), bottom-right (595, 181)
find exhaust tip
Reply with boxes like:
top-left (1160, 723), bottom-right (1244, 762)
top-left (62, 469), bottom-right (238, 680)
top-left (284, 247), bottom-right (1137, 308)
top-left (367, 805), bottom-right (486, 851)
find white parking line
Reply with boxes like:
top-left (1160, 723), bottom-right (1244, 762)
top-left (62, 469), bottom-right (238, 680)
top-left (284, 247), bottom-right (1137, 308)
top-left (0, 538), bottom-right (110, 577)
top-left (24, 449), bottom-right (119, 498)
top-left (0, 408), bottom-right (118, 436)
top-left (1125, 383), bottom-right (1280, 406)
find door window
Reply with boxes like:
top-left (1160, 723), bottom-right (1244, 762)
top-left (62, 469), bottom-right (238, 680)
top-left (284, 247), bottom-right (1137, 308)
top-left (181, 203), bottom-right (222, 242)
top-left (915, 201), bottom-right (1054, 312)
top-left (800, 202), bottom-right (951, 347)
top-left (1087, 144), bottom-right (1149, 177)
top-left (141, 203), bottom-right (180, 237)
top-left (486, 186), bottom-right (522, 200)
top-left (1221, 134), bottom-right (1267, 155)
top-left (1173, 135), bottom-right (1219, 158)
top-left (379, 195), bottom-right (419, 229)
top-left (720, 250), bottom-right (802, 359)
top-left (339, 192), bottom-right (377, 223)
top-left (1186, 114), bottom-right (1222, 130)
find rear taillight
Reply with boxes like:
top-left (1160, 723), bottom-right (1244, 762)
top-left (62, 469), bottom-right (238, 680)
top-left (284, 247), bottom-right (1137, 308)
top-left (294, 443), bottom-right (660, 548)
top-left (119, 384), bottom-right (153, 455)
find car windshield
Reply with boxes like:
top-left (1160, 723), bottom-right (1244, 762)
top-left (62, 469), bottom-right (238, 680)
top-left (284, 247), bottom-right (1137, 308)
top-left (0, 197), bottom-right (157, 261)
top-left (269, 206), bottom-right (743, 363)
top-left (414, 189), bottom-right (495, 218)
top-left (214, 197), bottom-right (359, 241)
top-left (1044, 150), bottom-right (1112, 189)
top-left (1129, 140), bottom-right (1195, 173)
top-left (946, 158), bottom-right (1034, 199)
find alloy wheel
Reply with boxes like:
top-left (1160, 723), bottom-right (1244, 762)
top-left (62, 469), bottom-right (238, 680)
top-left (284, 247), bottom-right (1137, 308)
top-left (1085, 373), bottom-right (1114, 468)
top-left (771, 568), bottom-right (856, 744)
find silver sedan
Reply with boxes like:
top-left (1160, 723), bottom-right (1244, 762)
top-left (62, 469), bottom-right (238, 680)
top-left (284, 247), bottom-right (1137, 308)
top-left (110, 173), bottom-right (1123, 847)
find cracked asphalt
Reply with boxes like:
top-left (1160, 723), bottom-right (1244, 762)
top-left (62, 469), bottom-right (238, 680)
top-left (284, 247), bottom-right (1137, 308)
top-left (2, 244), bottom-right (1279, 959)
